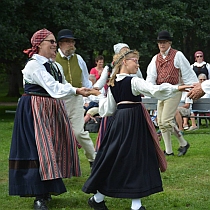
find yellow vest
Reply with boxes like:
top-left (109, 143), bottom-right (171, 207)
top-left (56, 53), bottom-right (82, 87)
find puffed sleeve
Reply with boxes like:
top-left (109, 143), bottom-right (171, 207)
top-left (131, 77), bottom-right (179, 100)
top-left (24, 60), bottom-right (77, 99)
top-left (98, 88), bottom-right (117, 117)
top-left (94, 65), bottom-right (109, 89)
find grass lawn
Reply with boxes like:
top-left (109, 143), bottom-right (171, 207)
top-left (1, 105), bottom-right (210, 210)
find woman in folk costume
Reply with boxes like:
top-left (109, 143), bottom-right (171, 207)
top-left (191, 50), bottom-right (210, 79)
top-left (94, 43), bottom-right (143, 152)
top-left (82, 49), bottom-right (192, 210)
top-left (9, 28), bottom-right (89, 210)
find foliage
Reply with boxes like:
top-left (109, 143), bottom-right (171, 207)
top-left (1, 0), bottom-right (210, 95)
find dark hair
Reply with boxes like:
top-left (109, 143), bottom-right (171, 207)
top-left (95, 55), bottom-right (104, 62)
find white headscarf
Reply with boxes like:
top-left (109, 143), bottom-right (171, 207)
top-left (113, 43), bottom-right (129, 54)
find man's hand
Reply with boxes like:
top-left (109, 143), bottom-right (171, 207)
top-left (76, 87), bottom-right (91, 97)
top-left (76, 88), bottom-right (101, 97)
top-left (187, 83), bottom-right (205, 100)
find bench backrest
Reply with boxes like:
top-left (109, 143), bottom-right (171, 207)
top-left (142, 97), bottom-right (210, 112)
top-left (192, 98), bottom-right (210, 111)
top-left (142, 98), bottom-right (158, 110)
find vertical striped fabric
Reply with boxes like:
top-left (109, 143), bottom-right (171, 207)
top-left (95, 116), bottom-right (108, 152)
top-left (31, 96), bottom-right (81, 180)
top-left (141, 103), bottom-right (167, 172)
top-left (156, 48), bottom-right (180, 85)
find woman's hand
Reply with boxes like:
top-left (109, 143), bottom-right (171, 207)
top-left (178, 85), bottom-right (193, 92)
top-left (88, 89), bottom-right (101, 96)
top-left (76, 87), bottom-right (91, 97)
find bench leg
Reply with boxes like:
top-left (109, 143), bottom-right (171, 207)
top-left (196, 114), bottom-right (200, 129)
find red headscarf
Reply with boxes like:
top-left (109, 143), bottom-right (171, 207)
top-left (194, 51), bottom-right (204, 61)
top-left (23, 28), bottom-right (52, 57)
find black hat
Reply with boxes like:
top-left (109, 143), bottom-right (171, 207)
top-left (57, 29), bottom-right (76, 42)
top-left (157, 30), bottom-right (173, 41)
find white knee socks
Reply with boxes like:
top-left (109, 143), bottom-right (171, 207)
top-left (94, 191), bottom-right (105, 203)
top-left (161, 130), bottom-right (173, 154)
top-left (131, 198), bottom-right (142, 210)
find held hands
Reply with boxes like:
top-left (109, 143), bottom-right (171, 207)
top-left (76, 87), bottom-right (91, 97)
top-left (187, 83), bottom-right (205, 100)
top-left (88, 88), bottom-right (101, 96)
top-left (76, 87), bottom-right (101, 97)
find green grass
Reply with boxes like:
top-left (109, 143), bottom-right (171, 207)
top-left (1, 106), bottom-right (210, 209)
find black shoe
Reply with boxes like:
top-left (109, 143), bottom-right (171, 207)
top-left (131, 206), bottom-right (146, 210)
top-left (89, 161), bottom-right (94, 169)
top-left (44, 194), bottom-right (52, 202)
top-left (34, 199), bottom-right (48, 210)
top-left (88, 196), bottom-right (108, 210)
top-left (177, 143), bottom-right (190, 156)
top-left (164, 150), bottom-right (174, 156)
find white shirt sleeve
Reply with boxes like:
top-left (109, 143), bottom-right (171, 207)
top-left (98, 88), bottom-right (116, 117)
top-left (174, 51), bottom-right (198, 84)
top-left (93, 65), bottom-right (109, 89)
top-left (146, 55), bottom-right (158, 84)
top-left (185, 97), bottom-right (193, 104)
top-left (146, 52), bottom-right (199, 85)
top-left (23, 60), bottom-right (77, 99)
top-left (206, 63), bottom-right (210, 79)
top-left (201, 80), bottom-right (210, 94)
top-left (77, 54), bottom-right (93, 88)
top-left (131, 77), bottom-right (179, 100)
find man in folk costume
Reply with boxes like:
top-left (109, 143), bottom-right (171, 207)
top-left (146, 30), bottom-right (198, 156)
top-left (56, 29), bottom-right (95, 168)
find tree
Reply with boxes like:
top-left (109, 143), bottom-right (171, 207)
top-left (1, 0), bottom-right (210, 97)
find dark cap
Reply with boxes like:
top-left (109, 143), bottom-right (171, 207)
top-left (57, 29), bottom-right (76, 42)
top-left (157, 30), bottom-right (173, 41)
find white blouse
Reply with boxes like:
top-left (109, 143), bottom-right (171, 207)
top-left (94, 65), bottom-right (143, 90)
top-left (191, 61), bottom-right (210, 79)
top-left (97, 74), bottom-right (179, 117)
top-left (22, 54), bottom-right (77, 99)
top-left (202, 80), bottom-right (210, 95)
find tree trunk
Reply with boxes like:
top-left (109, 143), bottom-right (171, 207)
top-left (7, 63), bottom-right (22, 97)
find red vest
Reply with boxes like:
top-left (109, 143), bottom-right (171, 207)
top-left (156, 48), bottom-right (180, 85)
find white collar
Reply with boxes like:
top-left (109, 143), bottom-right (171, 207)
top-left (116, 73), bottom-right (131, 81)
top-left (32, 54), bottom-right (49, 64)
top-left (193, 61), bottom-right (206, 67)
top-left (161, 46), bottom-right (171, 57)
top-left (58, 48), bottom-right (74, 60)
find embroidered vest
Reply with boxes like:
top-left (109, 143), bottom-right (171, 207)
top-left (56, 53), bottom-right (82, 87)
top-left (156, 48), bottom-right (180, 85)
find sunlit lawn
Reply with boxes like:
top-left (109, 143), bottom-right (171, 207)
top-left (0, 104), bottom-right (210, 209)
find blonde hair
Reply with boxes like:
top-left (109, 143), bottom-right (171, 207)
top-left (108, 49), bottom-right (139, 86)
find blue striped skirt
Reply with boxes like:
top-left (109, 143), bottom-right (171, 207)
top-left (9, 94), bottom-right (81, 196)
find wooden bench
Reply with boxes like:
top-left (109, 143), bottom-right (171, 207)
top-left (142, 97), bottom-right (210, 128)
